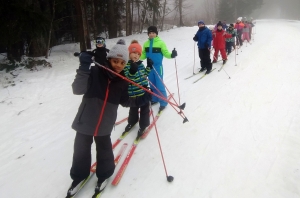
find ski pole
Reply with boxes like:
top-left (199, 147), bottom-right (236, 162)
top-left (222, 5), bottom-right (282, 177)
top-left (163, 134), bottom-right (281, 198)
top-left (193, 42), bottom-right (196, 74)
top-left (235, 44), bottom-right (237, 66)
top-left (149, 67), bottom-right (188, 122)
top-left (93, 61), bottom-right (185, 110)
top-left (149, 103), bottom-right (174, 182)
top-left (133, 71), bottom-right (188, 122)
top-left (222, 68), bottom-right (231, 79)
top-left (174, 55), bottom-right (181, 106)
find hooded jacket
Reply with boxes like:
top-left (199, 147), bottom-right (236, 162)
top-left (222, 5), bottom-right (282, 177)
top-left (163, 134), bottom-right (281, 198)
top-left (193, 26), bottom-right (213, 49)
top-left (71, 62), bottom-right (146, 137)
top-left (212, 29), bottom-right (233, 49)
top-left (140, 36), bottom-right (172, 68)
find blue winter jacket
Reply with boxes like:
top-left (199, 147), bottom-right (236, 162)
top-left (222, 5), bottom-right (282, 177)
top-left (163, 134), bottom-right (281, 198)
top-left (193, 26), bottom-right (212, 49)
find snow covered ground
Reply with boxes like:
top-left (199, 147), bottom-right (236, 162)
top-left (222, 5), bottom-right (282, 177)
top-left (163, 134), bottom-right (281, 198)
top-left (0, 19), bottom-right (300, 198)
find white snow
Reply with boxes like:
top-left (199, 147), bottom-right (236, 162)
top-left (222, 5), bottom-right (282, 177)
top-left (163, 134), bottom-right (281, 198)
top-left (0, 20), bottom-right (300, 198)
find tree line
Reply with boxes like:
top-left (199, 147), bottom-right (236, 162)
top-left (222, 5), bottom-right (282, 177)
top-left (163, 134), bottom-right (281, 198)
top-left (0, 0), bottom-right (263, 63)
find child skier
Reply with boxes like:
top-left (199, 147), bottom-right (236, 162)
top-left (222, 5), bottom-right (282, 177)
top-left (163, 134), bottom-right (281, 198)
top-left (212, 22), bottom-right (234, 64)
top-left (91, 36), bottom-right (109, 65)
top-left (234, 17), bottom-right (245, 46)
top-left (140, 26), bottom-right (177, 112)
top-left (193, 20), bottom-right (213, 74)
top-left (123, 40), bottom-right (153, 138)
top-left (242, 21), bottom-right (251, 43)
top-left (66, 39), bottom-right (151, 198)
top-left (225, 24), bottom-right (236, 55)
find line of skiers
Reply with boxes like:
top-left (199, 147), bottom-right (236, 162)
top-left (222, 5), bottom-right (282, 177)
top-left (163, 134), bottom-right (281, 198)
top-left (193, 17), bottom-right (255, 74)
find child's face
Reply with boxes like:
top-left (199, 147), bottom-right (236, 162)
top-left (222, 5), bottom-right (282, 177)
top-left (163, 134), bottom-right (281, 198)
top-left (148, 32), bottom-right (157, 39)
top-left (217, 26), bottom-right (222, 30)
top-left (129, 52), bottom-right (140, 62)
top-left (109, 58), bottom-right (126, 73)
top-left (96, 43), bottom-right (104, 48)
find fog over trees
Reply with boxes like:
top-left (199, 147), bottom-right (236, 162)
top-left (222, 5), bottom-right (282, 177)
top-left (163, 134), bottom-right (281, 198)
top-left (0, 0), bottom-right (299, 64)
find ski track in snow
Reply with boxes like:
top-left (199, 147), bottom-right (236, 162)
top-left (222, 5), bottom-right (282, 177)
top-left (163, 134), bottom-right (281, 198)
top-left (0, 20), bottom-right (300, 198)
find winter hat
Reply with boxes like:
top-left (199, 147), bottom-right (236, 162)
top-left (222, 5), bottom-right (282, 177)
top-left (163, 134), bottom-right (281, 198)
top-left (217, 21), bottom-right (223, 27)
top-left (148, 26), bottom-right (158, 35)
top-left (107, 39), bottom-right (129, 63)
top-left (198, 20), bottom-right (205, 25)
top-left (237, 17), bottom-right (242, 21)
top-left (230, 23), bottom-right (234, 28)
top-left (128, 40), bottom-right (142, 55)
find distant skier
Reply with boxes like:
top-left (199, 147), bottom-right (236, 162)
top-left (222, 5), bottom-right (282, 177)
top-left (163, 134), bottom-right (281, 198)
top-left (193, 20), bottom-right (213, 74)
top-left (242, 21), bottom-right (251, 43)
top-left (91, 36), bottom-right (109, 65)
top-left (212, 22), bottom-right (235, 64)
top-left (234, 17), bottom-right (245, 46)
top-left (226, 24), bottom-right (236, 55)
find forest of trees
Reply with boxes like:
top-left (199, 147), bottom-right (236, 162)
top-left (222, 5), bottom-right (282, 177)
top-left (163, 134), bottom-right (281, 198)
top-left (1, 0), bottom-right (299, 66)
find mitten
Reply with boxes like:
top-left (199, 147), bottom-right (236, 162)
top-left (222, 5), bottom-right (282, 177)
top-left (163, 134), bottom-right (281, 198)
top-left (79, 52), bottom-right (93, 71)
top-left (129, 62), bottom-right (138, 74)
top-left (193, 36), bottom-right (198, 41)
top-left (171, 48), bottom-right (178, 58)
top-left (146, 58), bottom-right (153, 69)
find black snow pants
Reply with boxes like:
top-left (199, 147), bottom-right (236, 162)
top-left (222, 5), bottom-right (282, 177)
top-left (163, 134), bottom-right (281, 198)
top-left (70, 132), bottom-right (115, 185)
top-left (199, 48), bottom-right (212, 71)
top-left (128, 102), bottom-right (150, 129)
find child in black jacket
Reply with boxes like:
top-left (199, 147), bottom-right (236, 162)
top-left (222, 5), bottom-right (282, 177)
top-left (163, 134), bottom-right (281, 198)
top-left (66, 39), bottom-right (151, 198)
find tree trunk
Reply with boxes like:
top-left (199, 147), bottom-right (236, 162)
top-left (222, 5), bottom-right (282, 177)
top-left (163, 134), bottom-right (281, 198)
top-left (126, 0), bottom-right (131, 36)
top-left (179, 0), bottom-right (184, 26)
top-left (75, 0), bottom-right (86, 51)
top-left (91, 0), bottom-right (97, 39)
top-left (45, 0), bottom-right (55, 59)
top-left (107, 0), bottom-right (118, 38)
top-left (82, 1), bottom-right (91, 49)
top-left (161, 0), bottom-right (167, 30)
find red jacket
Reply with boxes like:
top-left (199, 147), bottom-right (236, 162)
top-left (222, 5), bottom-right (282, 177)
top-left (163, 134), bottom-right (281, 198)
top-left (212, 29), bottom-right (232, 49)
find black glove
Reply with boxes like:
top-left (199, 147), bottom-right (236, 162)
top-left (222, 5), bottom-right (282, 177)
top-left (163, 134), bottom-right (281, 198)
top-left (74, 52), bottom-right (80, 57)
top-left (129, 62), bottom-right (138, 74)
top-left (79, 52), bottom-right (93, 71)
top-left (146, 58), bottom-right (153, 69)
top-left (193, 36), bottom-right (198, 41)
top-left (171, 48), bottom-right (177, 58)
top-left (136, 91), bottom-right (152, 106)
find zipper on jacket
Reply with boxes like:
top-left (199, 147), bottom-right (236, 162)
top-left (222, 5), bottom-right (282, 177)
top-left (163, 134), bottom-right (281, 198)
top-left (93, 79), bottom-right (111, 136)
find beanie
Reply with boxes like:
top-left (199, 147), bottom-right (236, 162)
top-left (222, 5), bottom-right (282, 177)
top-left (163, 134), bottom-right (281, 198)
top-left (198, 20), bottom-right (205, 25)
top-left (128, 40), bottom-right (142, 55)
top-left (147, 26), bottom-right (158, 35)
top-left (217, 21), bottom-right (223, 27)
top-left (107, 39), bottom-right (129, 63)
top-left (237, 17), bottom-right (242, 21)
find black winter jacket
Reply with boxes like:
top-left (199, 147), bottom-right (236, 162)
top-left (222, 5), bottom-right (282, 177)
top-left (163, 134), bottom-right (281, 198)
top-left (71, 63), bottom-right (147, 136)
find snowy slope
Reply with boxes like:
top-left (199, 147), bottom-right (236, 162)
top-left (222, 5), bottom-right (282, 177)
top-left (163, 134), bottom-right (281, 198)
top-left (0, 20), bottom-right (300, 198)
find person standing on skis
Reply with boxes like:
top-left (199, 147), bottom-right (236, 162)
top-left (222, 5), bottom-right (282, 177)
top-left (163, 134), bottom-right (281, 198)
top-left (66, 39), bottom-right (152, 198)
top-left (212, 22), bottom-right (235, 64)
top-left (193, 20), bottom-right (213, 74)
top-left (140, 26), bottom-right (177, 112)
top-left (234, 17), bottom-right (245, 46)
top-left (123, 40), bottom-right (153, 138)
